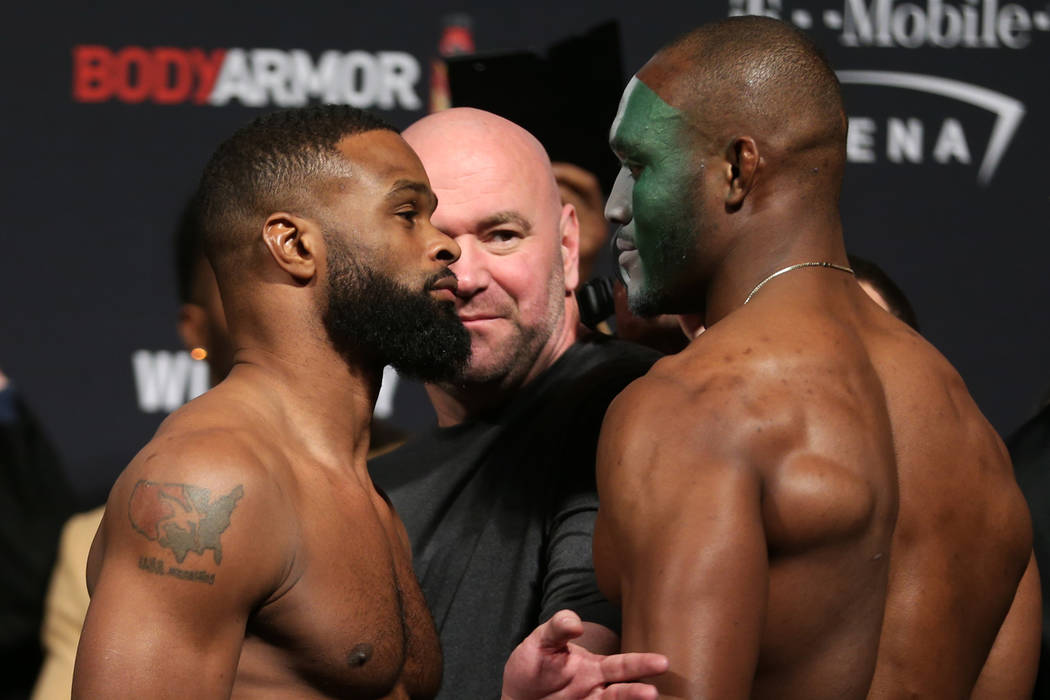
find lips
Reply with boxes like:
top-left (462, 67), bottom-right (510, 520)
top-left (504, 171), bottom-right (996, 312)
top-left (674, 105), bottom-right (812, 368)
top-left (613, 226), bottom-right (636, 252)
top-left (428, 274), bottom-right (458, 294)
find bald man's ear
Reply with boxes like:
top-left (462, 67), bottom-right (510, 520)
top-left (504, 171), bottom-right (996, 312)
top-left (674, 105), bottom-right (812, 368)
top-left (559, 203), bottom-right (581, 292)
top-left (724, 136), bottom-right (760, 211)
top-left (261, 212), bottom-right (319, 284)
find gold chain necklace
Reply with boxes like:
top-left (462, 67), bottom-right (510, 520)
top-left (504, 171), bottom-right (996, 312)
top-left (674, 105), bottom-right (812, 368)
top-left (743, 261), bottom-right (855, 305)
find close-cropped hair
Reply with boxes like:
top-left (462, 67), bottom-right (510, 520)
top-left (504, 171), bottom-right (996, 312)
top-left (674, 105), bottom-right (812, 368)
top-left (662, 16), bottom-right (846, 152)
top-left (196, 105), bottom-right (396, 261)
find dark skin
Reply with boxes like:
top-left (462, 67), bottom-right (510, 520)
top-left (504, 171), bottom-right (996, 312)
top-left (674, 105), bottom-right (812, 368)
top-left (74, 131), bottom-right (453, 699)
top-left (74, 127), bottom-right (667, 700)
top-left (594, 22), bottom-right (1039, 699)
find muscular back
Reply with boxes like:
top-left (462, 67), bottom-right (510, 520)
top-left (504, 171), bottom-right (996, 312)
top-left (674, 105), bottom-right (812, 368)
top-left (594, 280), bottom-right (1034, 698)
top-left (857, 296), bottom-right (1035, 697)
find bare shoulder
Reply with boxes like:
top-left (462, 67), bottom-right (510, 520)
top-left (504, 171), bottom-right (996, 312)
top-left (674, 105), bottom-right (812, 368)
top-left (91, 407), bottom-right (297, 599)
top-left (599, 331), bottom-right (797, 494)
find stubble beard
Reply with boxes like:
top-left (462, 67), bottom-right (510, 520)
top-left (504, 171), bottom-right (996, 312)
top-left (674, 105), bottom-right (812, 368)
top-left (442, 267), bottom-right (566, 392)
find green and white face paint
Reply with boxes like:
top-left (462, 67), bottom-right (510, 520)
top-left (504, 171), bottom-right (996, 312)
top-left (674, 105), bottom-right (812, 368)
top-left (606, 76), bottom-right (706, 317)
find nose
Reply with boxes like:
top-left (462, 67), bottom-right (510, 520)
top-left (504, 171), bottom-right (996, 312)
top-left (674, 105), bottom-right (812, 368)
top-left (448, 236), bottom-right (491, 298)
top-left (426, 223), bottom-right (461, 265)
top-left (605, 168), bottom-right (634, 225)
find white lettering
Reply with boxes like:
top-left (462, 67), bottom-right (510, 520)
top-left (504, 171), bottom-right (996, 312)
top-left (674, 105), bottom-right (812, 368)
top-left (847, 117), bottom-right (878, 162)
top-left (928, 0), bottom-right (964, 46)
top-left (378, 52), bottom-right (422, 110)
top-left (842, 0), bottom-right (894, 46)
top-left (292, 50), bottom-right (344, 103)
top-left (837, 0), bottom-right (1036, 48)
top-left (963, 0), bottom-right (983, 46)
top-left (341, 52), bottom-right (377, 107)
top-left (932, 118), bottom-right (972, 163)
top-left (999, 4), bottom-right (1032, 47)
top-left (132, 350), bottom-right (198, 412)
top-left (982, 0), bottom-right (998, 45)
top-left (887, 117), bottom-right (924, 162)
top-left (892, 3), bottom-right (928, 47)
top-left (207, 49), bottom-right (422, 109)
top-left (728, 0), bottom-right (782, 18)
top-left (188, 360), bottom-right (209, 402)
top-left (207, 49), bottom-right (265, 106)
top-left (251, 49), bottom-right (296, 107)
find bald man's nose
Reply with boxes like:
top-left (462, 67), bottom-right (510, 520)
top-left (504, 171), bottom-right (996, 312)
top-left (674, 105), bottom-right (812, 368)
top-left (449, 238), bottom-right (491, 296)
top-left (605, 169), bottom-right (633, 225)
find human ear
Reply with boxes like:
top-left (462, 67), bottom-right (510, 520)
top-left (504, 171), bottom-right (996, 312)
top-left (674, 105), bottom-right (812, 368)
top-left (261, 212), bottom-right (318, 283)
top-left (177, 303), bottom-right (209, 353)
top-left (724, 136), bottom-right (760, 210)
top-left (559, 203), bottom-right (581, 292)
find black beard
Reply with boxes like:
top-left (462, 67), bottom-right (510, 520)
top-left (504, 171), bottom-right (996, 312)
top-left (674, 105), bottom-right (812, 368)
top-left (322, 240), bottom-right (470, 382)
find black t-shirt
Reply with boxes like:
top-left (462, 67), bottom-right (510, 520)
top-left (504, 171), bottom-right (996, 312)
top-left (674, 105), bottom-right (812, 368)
top-left (369, 336), bottom-right (659, 699)
top-left (1008, 402), bottom-right (1050, 697)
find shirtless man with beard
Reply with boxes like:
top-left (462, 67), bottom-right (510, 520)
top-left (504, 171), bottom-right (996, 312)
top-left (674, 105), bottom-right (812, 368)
top-left (74, 105), bottom-right (470, 699)
top-left (594, 17), bottom-right (1040, 699)
top-left (73, 105), bottom-right (665, 700)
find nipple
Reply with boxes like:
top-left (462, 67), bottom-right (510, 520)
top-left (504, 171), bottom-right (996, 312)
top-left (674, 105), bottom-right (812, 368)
top-left (347, 643), bottom-right (374, 668)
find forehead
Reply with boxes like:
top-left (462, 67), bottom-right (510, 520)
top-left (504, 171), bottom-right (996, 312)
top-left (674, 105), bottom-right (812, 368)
top-left (609, 76), bottom-right (691, 155)
top-left (332, 130), bottom-right (430, 193)
top-left (418, 138), bottom-right (555, 231)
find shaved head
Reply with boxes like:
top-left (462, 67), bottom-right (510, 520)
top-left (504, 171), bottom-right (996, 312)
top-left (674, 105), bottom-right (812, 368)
top-left (402, 108), bottom-right (563, 225)
top-left (401, 107), bottom-right (580, 394)
top-left (644, 16), bottom-right (846, 177)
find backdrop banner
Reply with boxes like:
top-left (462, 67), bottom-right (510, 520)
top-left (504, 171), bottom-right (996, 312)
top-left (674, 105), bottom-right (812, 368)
top-left (4, 0), bottom-right (1048, 505)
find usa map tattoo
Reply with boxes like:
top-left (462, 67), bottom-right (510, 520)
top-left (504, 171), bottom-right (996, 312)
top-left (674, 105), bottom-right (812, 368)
top-left (128, 480), bottom-right (244, 573)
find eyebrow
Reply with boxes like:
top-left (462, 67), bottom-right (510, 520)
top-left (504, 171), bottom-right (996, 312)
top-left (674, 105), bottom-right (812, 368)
top-left (478, 210), bottom-right (532, 233)
top-left (386, 179), bottom-right (431, 198)
top-left (386, 179), bottom-right (437, 209)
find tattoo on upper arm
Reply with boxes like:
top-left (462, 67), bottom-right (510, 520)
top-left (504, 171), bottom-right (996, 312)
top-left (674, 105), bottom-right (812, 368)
top-left (128, 480), bottom-right (245, 582)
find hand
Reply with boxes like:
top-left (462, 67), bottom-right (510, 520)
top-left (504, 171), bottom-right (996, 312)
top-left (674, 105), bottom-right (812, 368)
top-left (502, 610), bottom-right (668, 700)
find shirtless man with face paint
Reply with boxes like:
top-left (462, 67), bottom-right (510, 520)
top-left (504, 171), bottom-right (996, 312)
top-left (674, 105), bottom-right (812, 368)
top-left (593, 16), bottom-right (1040, 699)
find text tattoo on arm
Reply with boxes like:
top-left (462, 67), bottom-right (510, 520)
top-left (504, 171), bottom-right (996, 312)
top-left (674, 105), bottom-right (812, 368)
top-left (128, 480), bottom-right (244, 584)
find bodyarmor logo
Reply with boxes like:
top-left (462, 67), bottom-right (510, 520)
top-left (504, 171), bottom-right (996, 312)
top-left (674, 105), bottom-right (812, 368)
top-left (73, 45), bottom-right (422, 109)
top-left (729, 0), bottom-right (1050, 48)
top-left (839, 71), bottom-right (1025, 184)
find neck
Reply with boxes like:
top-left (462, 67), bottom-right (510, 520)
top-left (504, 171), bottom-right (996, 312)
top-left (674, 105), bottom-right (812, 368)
top-left (426, 295), bottom-right (580, 427)
top-left (225, 316), bottom-right (381, 474)
top-left (703, 204), bottom-right (847, 326)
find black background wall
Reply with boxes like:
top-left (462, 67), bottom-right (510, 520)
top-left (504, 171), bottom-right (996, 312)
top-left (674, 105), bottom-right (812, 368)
top-left (4, 0), bottom-right (1049, 506)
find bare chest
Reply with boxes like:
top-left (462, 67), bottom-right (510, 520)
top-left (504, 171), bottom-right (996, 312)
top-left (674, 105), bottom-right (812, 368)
top-left (240, 488), bottom-right (441, 699)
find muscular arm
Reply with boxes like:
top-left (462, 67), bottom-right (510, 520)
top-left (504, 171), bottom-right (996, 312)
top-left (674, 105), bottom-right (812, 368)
top-left (73, 438), bottom-right (291, 699)
top-left (595, 377), bottom-right (768, 699)
top-left (971, 552), bottom-right (1041, 699)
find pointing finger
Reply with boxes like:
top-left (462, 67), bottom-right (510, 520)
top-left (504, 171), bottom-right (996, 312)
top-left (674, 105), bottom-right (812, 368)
top-left (600, 652), bottom-right (669, 684)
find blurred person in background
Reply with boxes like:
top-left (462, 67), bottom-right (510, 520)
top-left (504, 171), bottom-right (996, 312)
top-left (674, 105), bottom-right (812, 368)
top-left (0, 367), bottom-right (76, 700)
